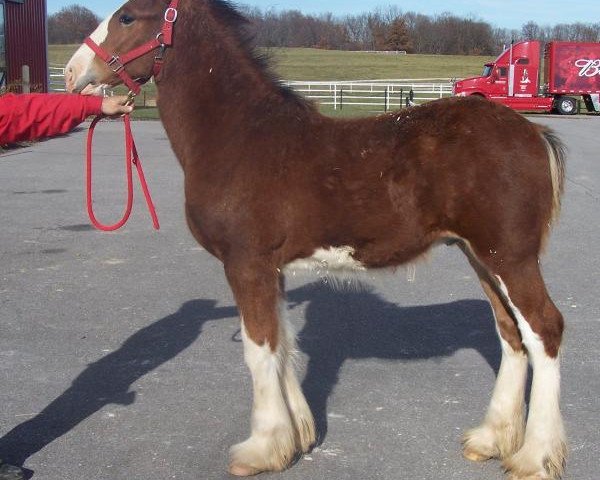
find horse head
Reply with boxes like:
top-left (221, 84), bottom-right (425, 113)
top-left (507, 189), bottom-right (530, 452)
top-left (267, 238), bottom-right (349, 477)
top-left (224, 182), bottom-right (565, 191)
top-left (65, 0), bottom-right (175, 95)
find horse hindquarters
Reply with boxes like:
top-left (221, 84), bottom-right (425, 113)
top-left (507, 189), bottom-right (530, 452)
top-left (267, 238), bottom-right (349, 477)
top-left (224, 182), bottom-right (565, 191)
top-left (456, 122), bottom-right (566, 479)
top-left (224, 259), bottom-right (315, 476)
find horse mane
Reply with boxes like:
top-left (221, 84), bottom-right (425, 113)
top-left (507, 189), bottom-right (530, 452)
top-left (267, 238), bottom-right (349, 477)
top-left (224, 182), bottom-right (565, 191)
top-left (206, 0), bottom-right (315, 111)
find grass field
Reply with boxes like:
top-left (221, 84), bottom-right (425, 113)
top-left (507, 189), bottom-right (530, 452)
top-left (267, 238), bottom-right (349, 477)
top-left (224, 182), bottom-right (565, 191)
top-left (48, 45), bottom-right (489, 118)
top-left (49, 45), bottom-right (487, 80)
top-left (48, 45), bottom-right (81, 66)
top-left (270, 48), bottom-right (486, 80)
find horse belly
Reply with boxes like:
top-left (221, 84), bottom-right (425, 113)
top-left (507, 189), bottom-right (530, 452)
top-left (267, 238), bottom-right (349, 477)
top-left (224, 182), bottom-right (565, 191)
top-left (284, 246), bottom-right (366, 278)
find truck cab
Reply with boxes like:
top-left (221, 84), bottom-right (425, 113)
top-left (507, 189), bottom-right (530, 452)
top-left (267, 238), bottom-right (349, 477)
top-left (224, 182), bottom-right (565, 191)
top-left (453, 41), bottom-right (555, 111)
top-left (454, 40), bottom-right (600, 114)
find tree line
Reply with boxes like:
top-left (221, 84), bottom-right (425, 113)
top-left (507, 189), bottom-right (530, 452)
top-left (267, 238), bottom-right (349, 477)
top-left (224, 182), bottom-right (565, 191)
top-left (49, 4), bottom-right (600, 56)
top-left (48, 5), bottom-right (101, 45)
top-left (241, 6), bottom-right (600, 54)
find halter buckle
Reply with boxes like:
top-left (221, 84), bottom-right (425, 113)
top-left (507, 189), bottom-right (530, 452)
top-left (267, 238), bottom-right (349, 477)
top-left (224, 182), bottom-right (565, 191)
top-left (164, 7), bottom-right (178, 23)
top-left (107, 56), bottom-right (125, 73)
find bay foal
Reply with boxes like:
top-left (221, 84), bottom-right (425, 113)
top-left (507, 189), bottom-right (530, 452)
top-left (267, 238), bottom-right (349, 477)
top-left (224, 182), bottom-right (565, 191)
top-left (66, 1), bottom-right (567, 478)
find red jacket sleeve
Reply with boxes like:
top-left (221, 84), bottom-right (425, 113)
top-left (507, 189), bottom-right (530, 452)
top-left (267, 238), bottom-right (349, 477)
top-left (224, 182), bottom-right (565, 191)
top-left (0, 93), bottom-right (104, 144)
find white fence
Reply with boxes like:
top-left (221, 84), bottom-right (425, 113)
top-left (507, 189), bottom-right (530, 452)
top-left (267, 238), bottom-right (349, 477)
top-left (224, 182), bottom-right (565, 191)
top-left (49, 65), bottom-right (66, 92)
top-left (49, 64), bottom-right (155, 95)
top-left (49, 64), bottom-right (454, 112)
top-left (285, 78), bottom-right (454, 111)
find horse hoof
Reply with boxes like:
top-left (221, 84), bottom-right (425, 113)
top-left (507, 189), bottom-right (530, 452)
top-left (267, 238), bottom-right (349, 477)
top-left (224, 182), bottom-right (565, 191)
top-left (463, 447), bottom-right (493, 462)
top-left (504, 462), bottom-right (555, 480)
top-left (503, 439), bottom-right (566, 480)
top-left (228, 463), bottom-right (262, 477)
top-left (228, 428), bottom-right (296, 476)
top-left (506, 474), bottom-right (549, 480)
top-left (462, 426), bottom-right (499, 462)
top-left (503, 458), bottom-right (556, 480)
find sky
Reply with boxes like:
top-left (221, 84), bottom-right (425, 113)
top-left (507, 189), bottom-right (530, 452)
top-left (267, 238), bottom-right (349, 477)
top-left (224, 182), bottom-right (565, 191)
top-left (46, 0), bottom-right (599, 31)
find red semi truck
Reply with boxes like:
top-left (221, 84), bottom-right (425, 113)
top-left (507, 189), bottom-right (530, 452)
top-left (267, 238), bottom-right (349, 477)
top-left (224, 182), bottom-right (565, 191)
top-left (453, 40), bottom-right (600, 114)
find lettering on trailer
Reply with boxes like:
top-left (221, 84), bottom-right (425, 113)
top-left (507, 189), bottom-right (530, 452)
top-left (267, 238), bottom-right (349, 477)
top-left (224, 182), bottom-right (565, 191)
top-left (575, 59), bottom-right (600, 77)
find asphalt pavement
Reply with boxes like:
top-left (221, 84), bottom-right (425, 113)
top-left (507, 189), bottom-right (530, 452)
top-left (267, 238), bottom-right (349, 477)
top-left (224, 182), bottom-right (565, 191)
top-left (1, 116), bottom-right (599, 480)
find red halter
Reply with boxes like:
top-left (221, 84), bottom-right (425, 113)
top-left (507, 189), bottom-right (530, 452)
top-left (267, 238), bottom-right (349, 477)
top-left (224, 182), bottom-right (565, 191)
top-left (84, 0), bottom-right (179, 95)
top-left (83, 2), bottom-right (178, 231)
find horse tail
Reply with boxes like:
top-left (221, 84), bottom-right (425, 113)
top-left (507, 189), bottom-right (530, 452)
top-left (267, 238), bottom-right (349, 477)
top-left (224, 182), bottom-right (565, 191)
top-left (538, 125), bottom-right (566, 226)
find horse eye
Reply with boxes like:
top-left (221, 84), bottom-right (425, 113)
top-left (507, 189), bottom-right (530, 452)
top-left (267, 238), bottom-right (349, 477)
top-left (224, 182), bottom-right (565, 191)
top-left (119, 14), bottom-right (135, 25)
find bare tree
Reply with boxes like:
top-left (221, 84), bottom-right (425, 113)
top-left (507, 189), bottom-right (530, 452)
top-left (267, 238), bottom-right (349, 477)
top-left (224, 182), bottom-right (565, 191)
top-left (48, 5), bottom-right (100, 44)
top-left (522, 21), bottom-right (540, 41)
top-left (344, 14), bottom-right (372, 49)
top-left (367, 13), bottom-right (388, 50)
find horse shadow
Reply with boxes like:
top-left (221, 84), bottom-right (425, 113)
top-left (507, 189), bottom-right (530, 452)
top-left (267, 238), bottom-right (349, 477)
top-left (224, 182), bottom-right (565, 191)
top-left (0, 282), bottom-right (500, 476)
top-left (286, 281), bottom-right (500, 443)
top-left (0, 299), bottom-right (237, 474)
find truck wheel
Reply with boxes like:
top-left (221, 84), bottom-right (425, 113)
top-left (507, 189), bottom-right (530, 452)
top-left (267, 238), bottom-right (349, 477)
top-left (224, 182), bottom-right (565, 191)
top-left (555, 96), bottom-right (577, 115)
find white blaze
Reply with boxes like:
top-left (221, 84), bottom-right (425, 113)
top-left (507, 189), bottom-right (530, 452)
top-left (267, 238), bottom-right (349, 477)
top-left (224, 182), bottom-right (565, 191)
top-left (65, 13), bottom-right (114, 93)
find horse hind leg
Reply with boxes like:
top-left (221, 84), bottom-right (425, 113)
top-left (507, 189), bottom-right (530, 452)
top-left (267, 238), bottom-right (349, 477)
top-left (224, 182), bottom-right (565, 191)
top-left (225, 261), bottom-right (315, 476)
top-left (494, 263), bottom-right (566, 480)
top-left (462, 246), bottom-right (566, 479)
top-left (462, 248), bottom-right (528, 463)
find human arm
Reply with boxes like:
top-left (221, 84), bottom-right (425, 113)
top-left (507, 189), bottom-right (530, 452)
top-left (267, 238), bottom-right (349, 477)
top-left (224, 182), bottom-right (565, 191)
top-left (0, 93), bottom-right (133, 144)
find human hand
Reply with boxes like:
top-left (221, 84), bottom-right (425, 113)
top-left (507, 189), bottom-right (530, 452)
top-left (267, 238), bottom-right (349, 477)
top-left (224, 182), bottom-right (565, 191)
top-left (101, 95), bottom-right (135, 116)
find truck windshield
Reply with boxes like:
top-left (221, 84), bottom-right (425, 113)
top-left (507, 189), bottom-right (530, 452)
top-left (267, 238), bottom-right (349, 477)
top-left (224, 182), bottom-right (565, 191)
top-left (482, 65), bottom-right (493, 77)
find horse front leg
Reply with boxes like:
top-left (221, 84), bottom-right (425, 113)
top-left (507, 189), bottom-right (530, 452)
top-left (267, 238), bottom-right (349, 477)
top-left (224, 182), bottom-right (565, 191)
top-left (225, 259), bottom-right (313, 476)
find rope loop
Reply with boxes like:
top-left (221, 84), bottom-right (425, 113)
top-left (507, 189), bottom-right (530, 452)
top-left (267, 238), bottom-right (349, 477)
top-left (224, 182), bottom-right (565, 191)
top-left (86, 114), bottom-right (160, 232)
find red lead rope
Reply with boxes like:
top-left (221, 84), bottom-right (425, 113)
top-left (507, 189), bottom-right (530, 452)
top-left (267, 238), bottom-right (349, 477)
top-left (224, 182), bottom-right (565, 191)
top-left (86, 114), bottom-right (160, 231)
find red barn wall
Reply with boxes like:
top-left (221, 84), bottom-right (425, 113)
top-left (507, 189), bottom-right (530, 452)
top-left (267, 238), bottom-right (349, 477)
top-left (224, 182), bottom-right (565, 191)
top-left (5, 0), bottom-right (48, 92)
